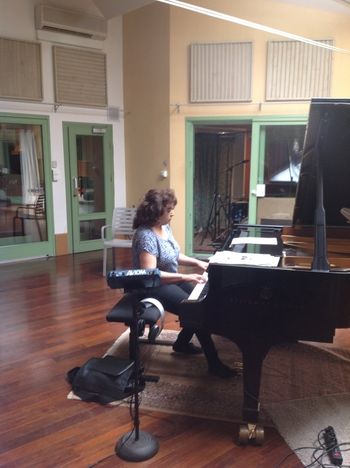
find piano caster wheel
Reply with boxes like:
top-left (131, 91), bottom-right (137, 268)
top-left (238, 424), bottom-right (264, 445)
top-left (255, 426), bottom-right (264, 445)
top-left (238, 425), bottom-right (250, 444)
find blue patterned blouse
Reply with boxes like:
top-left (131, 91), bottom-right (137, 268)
top-left (132, 224), bottom-right (180, 273)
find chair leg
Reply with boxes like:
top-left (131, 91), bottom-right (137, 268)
top-left (112, 247), bottom-right (116, 270)
top-left (103, 246), bottom-right (108, 276)
top-left (35, 219), bottom-right (43, 241)
top-left (13, 216), bottom-right (18, 237)
top-left (13, 216), bottom-right (24, 237)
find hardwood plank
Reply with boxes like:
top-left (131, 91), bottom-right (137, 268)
top-left (0, 251), bottom-right (303, 467)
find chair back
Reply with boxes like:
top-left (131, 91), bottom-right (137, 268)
top-left (111, 207), bottom-right (136, 237)
top-left (35, 193), bottom-right (46, 218)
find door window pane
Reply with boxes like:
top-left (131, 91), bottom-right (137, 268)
top-left (264, 125), bottom-right (306, 197)
top-left (79, 219), bottom-right (104, 241)
top-left (257, 124), bottom-right (306, 225)
top-left (76, 135), bottom-right (105, 214)
top-left (0, 123), bottom-right (47, 244)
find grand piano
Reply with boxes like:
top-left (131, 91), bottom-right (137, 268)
top-left (179, 98), bottom-right (350, 443)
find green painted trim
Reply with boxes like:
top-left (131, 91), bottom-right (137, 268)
top-left (0, 242), bottom-right (52, 261)
top-left (185, 120), bottom-right (195, 256)
top-left (62, 123), bottom-right (73, 254)
top-left (258, 128), bottom-right (266, 184)
top-left (0, 112), bottom-right (55, 261)
top-left (187, 114), bottom-right (307, 124)
top-left (248, 121), bottom-right (260, 223)
top-left (0, 113), bottom-right (49, 120)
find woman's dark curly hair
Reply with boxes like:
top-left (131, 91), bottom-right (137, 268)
top-left (133, 188), bottom-right (177, 229)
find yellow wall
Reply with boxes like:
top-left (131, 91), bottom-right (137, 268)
top-left (123, 3), bottom-right (170, 208)
top-left (124, 0), bottom-right (350, 248)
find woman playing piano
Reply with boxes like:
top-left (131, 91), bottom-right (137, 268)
top-left (132, 188), bottom-right (236, 378)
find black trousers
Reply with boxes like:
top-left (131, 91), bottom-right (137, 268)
top-left (138, 282), bottom-right (220, 367)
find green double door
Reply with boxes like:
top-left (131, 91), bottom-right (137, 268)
top-left (64, 123), bottom-right (114, 253)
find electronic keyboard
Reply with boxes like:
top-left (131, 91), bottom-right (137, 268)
top-left (107, 268), bottom-right (161, 290)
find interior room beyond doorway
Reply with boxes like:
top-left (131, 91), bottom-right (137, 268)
top-left (193, 124), bottom-right (251, 254)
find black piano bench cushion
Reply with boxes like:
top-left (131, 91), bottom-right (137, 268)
top-left (106, 293), bottom-right (135, 324)
top-left (107, 295), bottom-right (165, 330)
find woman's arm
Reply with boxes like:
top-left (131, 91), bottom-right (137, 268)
top-left (139, 251), bottom-right (206, 284)
top-left (178, 253), bottom-right (208, 272)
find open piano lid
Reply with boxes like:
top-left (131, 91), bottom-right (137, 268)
top-left (293, 98), bottom-right (350, 228)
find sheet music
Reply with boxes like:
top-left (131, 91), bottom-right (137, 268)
top-left (209, 250), bottom-right (280, 267)
top-left (230, 236), bottom-right (278, 247)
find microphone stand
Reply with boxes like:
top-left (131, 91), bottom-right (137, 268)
top-left (115, 292), bottom-right (159, 461)
top-left (226, 159), bottom-right (249, 227)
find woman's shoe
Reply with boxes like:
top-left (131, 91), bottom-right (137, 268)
top-left (208, 362), bottom-right (238, 378)
top-left (172, 342), bottom-right (203, 354)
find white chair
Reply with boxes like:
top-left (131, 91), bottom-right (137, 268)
top-left (101, 207), bottom-right (137, 276)
top-left (13, 193), bottom-right (46, 241)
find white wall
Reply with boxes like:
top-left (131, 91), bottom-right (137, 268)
top-left (0, 0), bottom-right (125, 236)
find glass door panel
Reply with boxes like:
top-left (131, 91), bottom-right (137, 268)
top-left (0, 123), bottom-right (48, 246)
top-left (76, 135), bottom-right (105, 216)
top-left (79, 219), bottom-right (105, 241)
top-left (256, 123), bottom-right (306, 224)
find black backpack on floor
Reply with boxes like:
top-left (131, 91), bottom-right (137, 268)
top-left (67, 355), bottom-right (142, 404)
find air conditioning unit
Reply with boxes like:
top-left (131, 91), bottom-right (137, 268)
top-left (35, 4), bottom-right (107, 40)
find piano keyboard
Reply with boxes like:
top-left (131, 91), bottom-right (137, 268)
top-left (188, 273), bottom-right (209, 301)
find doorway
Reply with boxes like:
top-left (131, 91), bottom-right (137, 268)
top-left (192, 124), bottom-right (251, 254)
top-left (63, 123), bottom-right (114, 253)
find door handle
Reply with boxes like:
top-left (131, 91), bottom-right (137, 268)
top-left (73, 176), bottom-right (79, 197)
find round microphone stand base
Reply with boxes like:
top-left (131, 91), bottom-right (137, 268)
top-left (116, 430), bottom-right (159, 462)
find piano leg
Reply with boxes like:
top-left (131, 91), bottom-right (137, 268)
top-left (236, 337), bottom-right (272, 445)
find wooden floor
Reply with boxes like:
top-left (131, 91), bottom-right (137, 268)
top-left (0, 250), bottom-right (305, 467)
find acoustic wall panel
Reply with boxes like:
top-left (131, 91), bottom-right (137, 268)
top-left (266, 40), bottom-right (333, 100)
top-left (190, 42), bottom-right (252, 103)
top-left (53, 46), bottom-right (107, 107)
top-left (0, 37), bottom-right (42, 101)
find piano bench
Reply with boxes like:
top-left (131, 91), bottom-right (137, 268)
top-left (107, 293), bottom-right (166, 349)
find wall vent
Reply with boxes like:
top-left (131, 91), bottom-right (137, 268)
top-left (35, 4), bottom-right (107, 40)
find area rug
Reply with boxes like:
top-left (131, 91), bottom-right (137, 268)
top-left (71, 329), bottom-right (350, 426)
top-left (67, 329), bottom-right (350, 464)
top-left (265, 393), bottom-right (350, 466)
